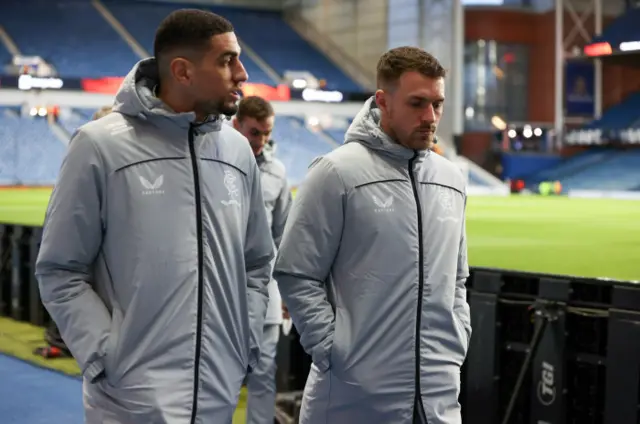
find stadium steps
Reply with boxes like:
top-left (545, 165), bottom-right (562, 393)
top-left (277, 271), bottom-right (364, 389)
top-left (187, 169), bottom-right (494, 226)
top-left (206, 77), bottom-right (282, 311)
top-left (236, 38), bottom-right (282, 85)
top-left (0, 25), bottom-right (20, 66)
top-left (92, 0), bottom-right (149, 60)
top-left (456, 156), bottom-right (505, 188)
top-left (323, 128), bottom-right (346, 144)
top-left (283, 10), bottom-right (374, 91)
top-left (48, 121), bottom-right (71, 147)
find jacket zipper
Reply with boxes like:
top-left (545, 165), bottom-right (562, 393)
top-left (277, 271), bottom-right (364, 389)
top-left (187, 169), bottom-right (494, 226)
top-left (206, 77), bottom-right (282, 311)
top-left (408, 151), bottom-right (428, 423)
top-left (188, 124), bottom-right (205, 424)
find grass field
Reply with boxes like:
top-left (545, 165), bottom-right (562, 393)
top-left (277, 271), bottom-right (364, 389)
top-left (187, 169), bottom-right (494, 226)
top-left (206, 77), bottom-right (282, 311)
top-left (1, 187), bottom-right (639, 281)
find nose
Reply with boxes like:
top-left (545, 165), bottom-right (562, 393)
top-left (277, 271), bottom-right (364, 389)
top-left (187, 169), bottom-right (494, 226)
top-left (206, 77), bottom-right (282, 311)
top-left (235, 59), bottom-right (249, 83)
top-left (422, 104), bottom-right (436, 123)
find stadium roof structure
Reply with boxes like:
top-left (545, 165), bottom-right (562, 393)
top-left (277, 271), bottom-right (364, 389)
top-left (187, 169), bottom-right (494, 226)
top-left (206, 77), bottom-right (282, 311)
top-left (583, 7), bottom-right (640, 65)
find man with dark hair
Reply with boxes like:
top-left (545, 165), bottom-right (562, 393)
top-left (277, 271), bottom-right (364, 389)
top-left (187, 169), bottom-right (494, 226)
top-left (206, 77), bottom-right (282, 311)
top-left (36, 9), bottom-right (274, 424)
top-left (232, 95), bottom-right (291, 424)
top-left (274, 46), bottom-right (471, 424)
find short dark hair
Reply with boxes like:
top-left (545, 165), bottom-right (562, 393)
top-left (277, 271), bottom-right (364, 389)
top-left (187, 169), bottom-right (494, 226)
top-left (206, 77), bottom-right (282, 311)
top-left (376, 47), bottom-right (447, 89)
top-left (236, 96), bottom-right (274, 122)
top-left (154, 9), bottom-right (234, 73)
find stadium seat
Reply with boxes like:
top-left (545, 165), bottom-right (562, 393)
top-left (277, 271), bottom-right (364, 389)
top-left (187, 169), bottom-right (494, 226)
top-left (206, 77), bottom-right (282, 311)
top-left (324, 128), bottom-right (346, 144)
top-left (101, 1), bottom-right (361, 91)
top-left (272, 116), bottom-right (335, 186)
top-left (103, 1), bottom-right (280, 86)
top-left (557, 150), bottom-right (640, 192)
top-left (0, 43), bottom-right (11, 71)
top-left (57, 109), bottom-right (95, 136)
top-left (525, 149), bottom-right (615, 183)
top-left (0, 109), bottom-right (66, 185)
top-left (0, 0), bottom-right (139, 77)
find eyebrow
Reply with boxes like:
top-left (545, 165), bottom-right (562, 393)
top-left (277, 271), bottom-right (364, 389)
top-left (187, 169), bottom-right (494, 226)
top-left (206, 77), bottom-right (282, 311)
top-left (219, 49), bottom-right (240, 59)
top-left (410, 95), bottom-right (445, 102)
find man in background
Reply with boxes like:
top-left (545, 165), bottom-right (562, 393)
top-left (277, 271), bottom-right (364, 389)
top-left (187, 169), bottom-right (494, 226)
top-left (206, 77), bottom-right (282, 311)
top-left (233, 96), bottom-right (292, 424)
top-left (274, 47), bottom-right (471, 424)
top-left (92, 106), bottom-right (112, 120)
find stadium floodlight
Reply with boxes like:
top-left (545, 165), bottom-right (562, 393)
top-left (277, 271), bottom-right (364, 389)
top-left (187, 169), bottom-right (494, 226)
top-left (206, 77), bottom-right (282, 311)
top-left (619, 41), bottom-right (640, 52)
top-left (465, 107), bottom-right (474, 119)
top-left (491, 115), bottom-right (506, 131)
top-left (291, 79), bottom-right (307, 89)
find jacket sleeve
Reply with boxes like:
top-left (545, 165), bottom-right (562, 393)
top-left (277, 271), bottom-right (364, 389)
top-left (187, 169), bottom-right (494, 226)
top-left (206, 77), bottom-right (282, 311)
top-left (455, 196), bottom-right (472, 350)
top-left (271, 175), bottom-right (292, 250)
top-left (35, 129), bottom-right (112, 383)
top-left (273, 157), bottom-right (344, 372)
top-left (245, 160), bottom-right (276, 369)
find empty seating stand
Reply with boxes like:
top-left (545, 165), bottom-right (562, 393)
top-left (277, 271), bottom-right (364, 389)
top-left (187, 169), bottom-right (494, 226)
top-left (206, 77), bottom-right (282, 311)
top-left (0, 0), bottom-right (138, 77)
top-left (104, 1), bottom-right (279, 86)
top-left (0, 110), bottom-right (66, 186)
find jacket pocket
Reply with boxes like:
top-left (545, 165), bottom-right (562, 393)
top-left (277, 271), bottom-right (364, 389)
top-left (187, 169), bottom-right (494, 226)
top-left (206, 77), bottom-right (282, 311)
top-left (452, 313), bottom-right (470, 359)
top-left (104, 306), bottom-right (124, 387)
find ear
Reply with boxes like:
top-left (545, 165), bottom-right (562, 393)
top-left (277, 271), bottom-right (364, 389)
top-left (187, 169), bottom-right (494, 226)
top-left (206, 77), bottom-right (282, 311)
top-left (375, 89), bottom-right (388, 114)
top-left (169, 57), bottom-right (193, 85)
top-left (232, 118), bottom-right (240, 130)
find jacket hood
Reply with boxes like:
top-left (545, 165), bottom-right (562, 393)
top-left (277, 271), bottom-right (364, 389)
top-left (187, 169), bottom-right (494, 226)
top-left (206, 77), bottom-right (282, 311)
top-left (344, 96), bottom-right (429, 161)
top-left (112, 58), bottom-right (222, 134)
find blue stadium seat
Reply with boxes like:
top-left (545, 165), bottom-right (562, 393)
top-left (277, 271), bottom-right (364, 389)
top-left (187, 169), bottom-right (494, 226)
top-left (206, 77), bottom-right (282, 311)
top-left (559, 150), bottom-right (640, 191)
top-left (57, 109), bottom-right (95, 136)
top-left (324, 128), bottom-right (345, 144)
top-left (210, 7), bottom-right (362, 92)
top-left (272, 116), bottom-right (335, 186)
top-left (0, 42), bottom-right (11, 70)
top-left (101, 1), bottom-right (361, 91)
top-left (103, 1), bottom-right (277, 86)
top-left (582, 92), bottom-right (640, 131)
top-left (0, 109), bottom-right (66, 185)
top-left (525, 149), bottom-right (615, 183)
top-left (0, 0), bottom-right (139, 77)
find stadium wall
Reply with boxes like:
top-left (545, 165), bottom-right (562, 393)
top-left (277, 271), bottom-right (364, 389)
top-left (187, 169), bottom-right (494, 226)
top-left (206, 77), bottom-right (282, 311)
top-left (465, 8), bottom-right (640, 124)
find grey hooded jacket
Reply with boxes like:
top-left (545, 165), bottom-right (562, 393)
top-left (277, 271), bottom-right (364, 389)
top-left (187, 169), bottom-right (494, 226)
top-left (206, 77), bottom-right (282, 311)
top-left (274, 98), bottom-right (471, 424)
top-left (35, 58), bottom-right (274, 424)
top-left (256, 150), bottom-right (292, 325)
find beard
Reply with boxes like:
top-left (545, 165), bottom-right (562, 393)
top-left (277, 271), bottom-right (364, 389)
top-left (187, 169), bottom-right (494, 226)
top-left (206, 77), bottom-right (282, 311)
top-left (195, 98), bottom-right (238, 120)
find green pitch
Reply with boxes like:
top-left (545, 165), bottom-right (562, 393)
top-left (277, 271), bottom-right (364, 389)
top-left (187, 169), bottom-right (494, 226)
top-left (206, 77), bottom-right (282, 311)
top-left (1, 188), bottom-right (639, 282)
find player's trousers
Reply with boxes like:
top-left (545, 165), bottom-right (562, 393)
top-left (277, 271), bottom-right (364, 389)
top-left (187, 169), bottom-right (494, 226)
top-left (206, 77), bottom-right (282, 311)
top-left (246, 324), bottom-right (280, 424)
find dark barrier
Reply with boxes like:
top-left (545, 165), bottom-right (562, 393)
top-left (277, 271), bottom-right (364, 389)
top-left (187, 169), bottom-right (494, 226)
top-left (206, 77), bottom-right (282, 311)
top-left (465, 268), bottom-right (640, 424)
top-left (0, 224), bottom-right (47, 326)
top-left (2, 223), bottom-right (640, 423)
